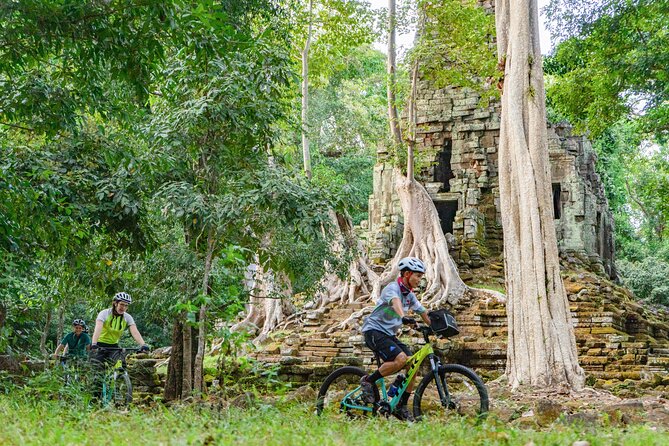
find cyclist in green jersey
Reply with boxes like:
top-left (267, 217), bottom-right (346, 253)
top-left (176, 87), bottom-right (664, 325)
top-left (53, 319), bottom-right (91, 359)
top-left (90, 292), bottom-right (149, 363)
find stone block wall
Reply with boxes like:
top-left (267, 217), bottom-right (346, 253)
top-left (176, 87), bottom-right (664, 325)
top-left (549, 124), bottom-right (616, 278)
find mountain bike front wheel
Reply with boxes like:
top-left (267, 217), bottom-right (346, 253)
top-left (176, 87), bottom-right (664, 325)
top-left (413, 364), bottom-right (489, 421)
top-left (113, 371), bottom-right (133, 407)
top-left (316, 366), bottom-right (378, 419)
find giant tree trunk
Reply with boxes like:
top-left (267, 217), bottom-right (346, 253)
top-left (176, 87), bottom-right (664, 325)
top-left (193, 229), bottom-right (216, 395)
top-left (495, 0), bottom-right (585, 390)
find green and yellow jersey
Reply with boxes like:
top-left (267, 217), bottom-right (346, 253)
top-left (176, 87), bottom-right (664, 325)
top-left (96, 308), bottom-right (136, 345)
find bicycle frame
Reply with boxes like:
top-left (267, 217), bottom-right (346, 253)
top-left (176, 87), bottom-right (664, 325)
top-left (341, 327), bottom-right (449, 413)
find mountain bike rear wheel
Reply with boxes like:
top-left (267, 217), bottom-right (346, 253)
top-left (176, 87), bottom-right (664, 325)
top-left (413, 364), bottom-right (488, 421)
top-left (316, 366), bottom-right (378, 419)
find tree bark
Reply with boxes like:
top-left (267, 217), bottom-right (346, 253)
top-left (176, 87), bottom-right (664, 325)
top-left (56, 305), bottom-right (64, 345)
top-left (193, 229), bottom-right (216, 395)
top-left (232, 263), bottom-right (295, 343)
top-left (0, 302), bottom-right (6, 334)
top-left (406, 58), bottom-right (419, 180)
top-left (406, 9), bottom-right (426, 181)
top-left (301, 0), bottom-right (314, 179)
top-left (39, 304), bottom-right (52, 357)
top-left (181, 311), bottom-right (193, 398)
top-left (387, 0), bottom-right (402, 145)
top-left (495, 0), bottom-right (585, 390)
top-left (164, 318), bottom-right (184, 401)
top-left (371, 172), bottom-right (469, 306)
top-left (311, 212), bottom-right (378, 310)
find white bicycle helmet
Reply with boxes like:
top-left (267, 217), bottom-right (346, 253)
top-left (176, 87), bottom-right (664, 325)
top-left (113, 291), bottom-right (132, 304)
top-left (397, 257), bottom-right (426, 273)
top-left (72, 318), bottom-right (85, 327)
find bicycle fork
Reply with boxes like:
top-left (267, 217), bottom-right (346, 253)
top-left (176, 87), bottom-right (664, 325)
top-left (428, 354), bottom-right (452, 409)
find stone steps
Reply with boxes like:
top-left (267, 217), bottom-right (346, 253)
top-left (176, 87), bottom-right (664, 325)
top-left (250, 266), bottom-right (669, 389)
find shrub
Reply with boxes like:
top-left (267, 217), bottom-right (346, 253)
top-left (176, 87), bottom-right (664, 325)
top-left (617, 257), bottom-right (669, 306)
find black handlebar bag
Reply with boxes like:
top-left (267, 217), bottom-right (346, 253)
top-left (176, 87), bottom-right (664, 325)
top-left (428, 309), bottom-right (460, 338)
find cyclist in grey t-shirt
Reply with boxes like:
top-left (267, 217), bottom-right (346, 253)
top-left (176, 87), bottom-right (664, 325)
top-left (360, 257), bottom-right (432, 421)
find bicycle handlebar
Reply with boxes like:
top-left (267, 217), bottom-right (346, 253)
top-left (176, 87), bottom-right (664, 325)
top-left (56, 355), bottom-right (89, 361)
top-left (413, 324), bottom-right (436, 343)
top-left (94, 347), bottom-right (141, 351)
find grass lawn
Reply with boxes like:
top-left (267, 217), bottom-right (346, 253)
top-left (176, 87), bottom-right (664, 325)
top-left (0, 394), bottom-right (666, 446)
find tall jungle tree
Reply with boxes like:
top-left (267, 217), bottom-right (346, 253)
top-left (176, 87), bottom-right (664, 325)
top-left (151, 1), bottom-right (339, 399)
top-left (495, 0), bottom-right (585, 389)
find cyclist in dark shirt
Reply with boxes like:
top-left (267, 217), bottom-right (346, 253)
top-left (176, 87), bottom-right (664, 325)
top-left (53, 319), bottom-right (91, 359)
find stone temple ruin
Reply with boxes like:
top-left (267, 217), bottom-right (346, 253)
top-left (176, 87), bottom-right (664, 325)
top-left (250, 35), bottom-right (668, 390)
top-left (363, 80), bottom-right (616, 280)
top-left (251, 75), bottom-right (669, 391)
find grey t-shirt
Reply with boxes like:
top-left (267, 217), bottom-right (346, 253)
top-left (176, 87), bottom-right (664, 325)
top-left (361, 280), bottom-right (426, 336)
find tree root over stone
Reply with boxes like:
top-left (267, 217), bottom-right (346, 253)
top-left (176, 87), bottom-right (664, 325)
top-left (232, 172), bottom-right (505, 340)
top-left (230, 265), bottom-right (294, 344)
top-left (275, 212), bottom-right (380, 332)
top-left (332, 171), bottom-right (505, 333)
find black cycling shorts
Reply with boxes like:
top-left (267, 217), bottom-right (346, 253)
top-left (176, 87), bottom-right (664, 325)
top-left (364, 329), bottom-right (411, 362)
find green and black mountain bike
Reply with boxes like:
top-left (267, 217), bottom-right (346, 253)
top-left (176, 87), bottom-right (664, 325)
top-left (316, 324), bottom-right (489, 421)
top-left (96, 347), bottom-right (138, 408)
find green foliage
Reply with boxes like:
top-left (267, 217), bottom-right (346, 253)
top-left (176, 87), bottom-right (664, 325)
top-left (412, 0), bottom-right (499, 102)
top-left (312, 154), bottom-right (375, 225)
top-left (545, 0), bottom-right (669, 139)
top-left (0, 0), bottom-right (177, 134)
top-left (617, 255), bottom-right (669, 306)
top-left (0, 0), bottom-right (349, 355)
top-left (582, 121), bottom-right (669, 308)
top-left (148, 0), bottom-right (340, 299)
top-left (306, 0), bottom-right (378, 84)
top-left (307, 46), bottom-right (388, 158)
top-left (623, 148), bottom-right (669, 242)
top-left (215, 355), bottom-right (290, 395)
top-left (543, 1), bottom-right (669, 307)
top-left (587, 122), bottom-right (669, 273)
